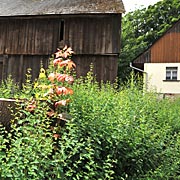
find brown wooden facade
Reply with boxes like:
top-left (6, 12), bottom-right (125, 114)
top-left (133, 19), bottom-right (180, 69)
top-left (0, 0), bottom-right (125, 85)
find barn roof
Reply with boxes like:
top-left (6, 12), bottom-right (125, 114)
top-left (0, 0), bottom-right (125, 16)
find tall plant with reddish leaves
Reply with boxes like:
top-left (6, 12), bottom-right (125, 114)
top-left (28, 46), bottom-right (76, 137)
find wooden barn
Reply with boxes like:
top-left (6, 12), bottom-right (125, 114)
top-left (132, 19), bottom-right (180, 96)
top-left (0, 0), bottom-right (125, 85)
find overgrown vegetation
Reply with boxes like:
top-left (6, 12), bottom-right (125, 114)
top-left (0, 67), bottom-right (179, 179)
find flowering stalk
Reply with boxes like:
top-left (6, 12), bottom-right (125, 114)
top-left (28, 46), bottom-right (76, 139)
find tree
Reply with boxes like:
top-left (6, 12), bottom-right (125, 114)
top-left (118, 0), bottom-right (180, 82)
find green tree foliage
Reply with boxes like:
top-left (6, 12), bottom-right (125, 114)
top-left (119, 0), bottom-right (180, 82)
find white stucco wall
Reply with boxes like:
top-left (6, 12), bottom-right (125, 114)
top-left (144, 63), bottom-right (180, 94)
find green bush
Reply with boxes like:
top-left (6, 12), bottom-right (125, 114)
top-left (0, 69), bottom-right (34, 99)
top-left (0, 72), bottom-right (179, 179)
top-left (57, 74), bottom-right (180, 179)
top-left (0, 102), bottom-right (55, 179)
top-left (0, 75), bottom-right (20, 98)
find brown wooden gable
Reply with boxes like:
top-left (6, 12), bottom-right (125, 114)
top-left (151, 20), bottom-right (180, 63)
top-left (133, 19), bottom-right (180, 67)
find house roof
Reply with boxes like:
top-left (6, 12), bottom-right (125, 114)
top-left (0, 0), bottom-right (125, 16)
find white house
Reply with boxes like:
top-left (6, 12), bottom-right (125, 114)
top-left (132, 19), bottom-right (180, 97)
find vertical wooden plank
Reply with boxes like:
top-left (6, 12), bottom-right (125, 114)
top-left (101, 19), bottom-right (106, 54)
top-left (112, 15), bottom-right (121, 53)
top-left (23, 19), bottom-right (28, 54)
top-left (0, 63), bottom-right (2, 81)
top-left (0, 20), bottom-right (6, 54)
top-left (18, 55), bottom-right (24, 85)
top-left (2, 55), bottom-right (8, 80)
top-left (88, 18), bottom-right (95, 54)
top-left (14, 19), bottom-right (20, 54)
top-left (45, 19), bottom-right (53, 54)
top-left (105, 19), bottom-right (112, 53)
top-left (79, 19), bottom-right (84, 53)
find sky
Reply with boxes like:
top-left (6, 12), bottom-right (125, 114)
top-left (123, 0), bottom-right (162, 13)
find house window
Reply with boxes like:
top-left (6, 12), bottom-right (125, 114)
top-left (166, 67), bottom-right (178, 80)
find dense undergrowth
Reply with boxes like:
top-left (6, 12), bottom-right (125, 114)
top-left (0, 71), bottom-right (179, 179)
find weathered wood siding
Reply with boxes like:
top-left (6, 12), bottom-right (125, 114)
top-left (65, 15), bottom-right (121, 54)
top-left (0, 15), bottom-right (121, 55)
top-left (74, 54), bottom-right (118, 82)
top-left (0, 54), bottom-right (118, 84)
top-left (0, 18), bottom-right (59, 55)
top-left (1, 55), bottom-right (49, 84)
top-left (0, 14), bottom-right (121, 84)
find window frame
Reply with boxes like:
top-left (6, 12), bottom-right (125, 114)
top-left (165, 67), bottom-right (178, 81)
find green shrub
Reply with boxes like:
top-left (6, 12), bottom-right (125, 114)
top-left (0, 69), bottom-right (179, 179)
top-left (0, 101), bottom-right (55, 179)
top-left (0, 75), bottom-right (20, 98)
top-left (55, 74), bottom-right (180, 180)
top-left (0, 69), bottom-right (34, 99)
